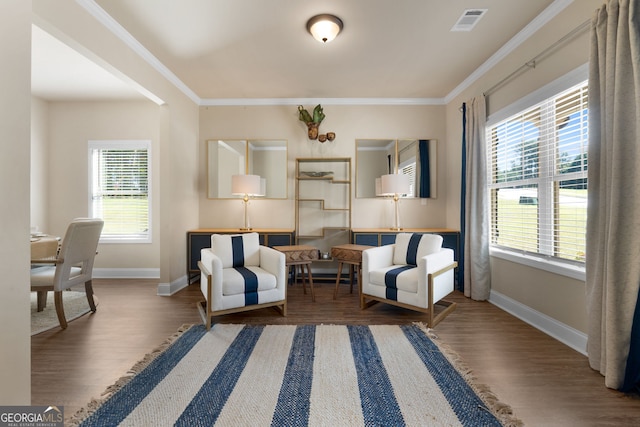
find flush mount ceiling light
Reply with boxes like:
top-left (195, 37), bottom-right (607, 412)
top-left (307, 14), bottom-right (343, 43)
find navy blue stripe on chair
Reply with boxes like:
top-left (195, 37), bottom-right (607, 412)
top-left (405, 234), bottom-right (422, 265)
top-left (231, 235), bottom-right (245, 268)
top-left (384, 265), bottom-right (415, 300)
top-left (235, 266), bottom-right (259, 306)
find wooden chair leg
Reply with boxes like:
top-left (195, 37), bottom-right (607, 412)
top-left (349, 264), bottom-right (355, 294)
top-left (333, 261), bottom-right (344, 299)
top-left (206, 300), bottom-right (212, 330)
top-left (54, 291), bottom-right (68, 329)
top-left (36, 291), bottom-right (48, 312)
top-left (85, 280), bottom-right (97, 312)
top-left (305, 264), bottom-right (315, 302)
top-left (299, 265), bottom-right (307, 294)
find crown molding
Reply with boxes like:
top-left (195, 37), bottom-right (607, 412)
top-left (199, 97), bottom-right (445, 107)
top-left (444, 0), bottom-right (575, 104)
top-left (75, 0), bottom-right (200, 105)
top-left (78, 0), bottom-right (573, 108)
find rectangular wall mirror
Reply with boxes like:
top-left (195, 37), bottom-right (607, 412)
top-left (207, 139), bottom-right (288, 199)
top-left (356, 138), bottom-right (437, 198)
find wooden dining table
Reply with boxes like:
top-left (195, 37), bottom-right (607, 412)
top-left (30, 234), bottom-right (60, 311)
top-left (30, 235), bottom-right (60, 263)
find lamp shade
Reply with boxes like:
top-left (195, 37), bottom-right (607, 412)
top-left (380, 173), bottom-right (410, 195)
top-left (307, 14), bottom-right (343, 43)
top-left (232, 174), bottom-right (261, 196)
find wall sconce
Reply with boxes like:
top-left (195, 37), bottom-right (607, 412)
top-left (307, 14), bottom-right (343, 43)
top-left (232, 174), bottom-right (262, 230)
top-left (380, 173), bottom-right (410, 231)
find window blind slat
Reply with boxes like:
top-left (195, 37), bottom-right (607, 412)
top-left (89, 141), bottom-right (151, 242)
top-left (487, 81), bottom-right (588, 263)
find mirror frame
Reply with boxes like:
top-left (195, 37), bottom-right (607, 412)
top-left (355, 138), bottom-right (437, 199)
top-left (207, 139), bottom-right (288, 199)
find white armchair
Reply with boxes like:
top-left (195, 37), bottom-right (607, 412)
top-left (361, 233), bottom-right (457, 327)
top-left (198, 233), bottom-right (286, 329)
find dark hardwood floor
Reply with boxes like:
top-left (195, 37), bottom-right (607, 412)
top-left (31, 279), bottom-right (640, 426)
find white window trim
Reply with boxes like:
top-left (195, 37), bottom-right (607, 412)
top-left (486, 65), bottom-right (589, 277)
top-left (487, 63), bottom-right (588, 127)
top-left (491, 246), bottom-right (586, 281)
top-left (88, 140), bottom-right (152, 244)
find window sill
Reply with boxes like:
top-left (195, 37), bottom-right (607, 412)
top-left (99, 237), bottom-right (151, 244)
top-left (490, 247), bottom-right (585, 282)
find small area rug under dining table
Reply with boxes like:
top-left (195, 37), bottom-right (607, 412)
top-left (31, 291), bottom-right (94, 335)
top-left (71, 323), bottom-right (521, 426)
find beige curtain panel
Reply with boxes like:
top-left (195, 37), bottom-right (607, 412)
top-left (586, 0), bottom-right (640, 391)
top-left (463, 96), bottom-right (491, 301)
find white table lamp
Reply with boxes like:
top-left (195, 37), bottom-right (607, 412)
top-left (232, 174), bottom-right (262, 230)
top-left (380, 173), bottom-right (410, 231)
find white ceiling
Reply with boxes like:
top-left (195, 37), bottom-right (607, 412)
top-left (31, 25), bottom-right (147, 101)
top-left (31, 0), bottom-right (568, 105)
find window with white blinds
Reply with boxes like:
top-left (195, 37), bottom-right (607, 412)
top-left (88, 140), bottom-right (151, 243)
top-left (400, 162), bottom-right (416, 196)
top-left (487, 80), bottom-right (588, 263)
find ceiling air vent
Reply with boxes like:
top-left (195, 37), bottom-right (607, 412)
top-left (450, 9), bottom-right (488, 32)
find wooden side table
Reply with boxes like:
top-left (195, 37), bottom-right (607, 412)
top-left (331, 244), bottom-right (373, 299)
top-left (273, 245), bottom-right (319, 302)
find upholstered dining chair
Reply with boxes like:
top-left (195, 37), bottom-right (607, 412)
top-left (198, 232), bottom-right (287, 330)
top-left (30, 218), bottom-right (104, 329)
top-left (361, 233), bottom-right (457, 327)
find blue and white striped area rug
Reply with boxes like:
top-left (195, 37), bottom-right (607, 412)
top-left (73, 324), bottom-right (520, 427)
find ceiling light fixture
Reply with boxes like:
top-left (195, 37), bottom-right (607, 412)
top-left (307, 14), bottom-right (343, 43)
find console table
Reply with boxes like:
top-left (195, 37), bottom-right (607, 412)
top-left (351, 228), bottom-right (462, 288)
top-left (187, 228), bottom-right (295, 279)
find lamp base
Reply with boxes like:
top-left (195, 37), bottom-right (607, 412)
top-left (239, 227), bottom-right (253, 231)
top-left (389, 227), bottom-right (403, 231)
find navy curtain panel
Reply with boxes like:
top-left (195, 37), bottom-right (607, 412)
top-left (418, 140), bottom-right (431, 198)
top-left (622, 286), bottom-right (640, 392)
top-left (458, 104), bottom-right (467, 293)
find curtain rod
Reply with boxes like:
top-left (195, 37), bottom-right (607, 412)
top-left (483, 19), bottom-right (591, 97)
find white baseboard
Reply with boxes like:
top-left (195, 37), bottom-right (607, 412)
top-left (489, 290), bottom-right (587, 355)
top-left (93, 268), bottom-right (160, 279)
top-left (92, 268), bottom-right (188, 296)
top-left (157, 275), bottom-right (189, 296)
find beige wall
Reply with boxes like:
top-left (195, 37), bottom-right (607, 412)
top-left (199, 105), bottom-right (449, 230)
top-left (491, 258), bottom-right (587, 329)
top-left (159, 100), bottom-right (200, 290)
top-left (33, 0), bottom-right (200, 289)
top-left (31, 96), bottom-right (49, 232)
top-left (1, 0), bottom-right (31, 405)
top-left (444, 0), bottom-right (602, 334)
top-left (46, 100), bottom-right (161, 269)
